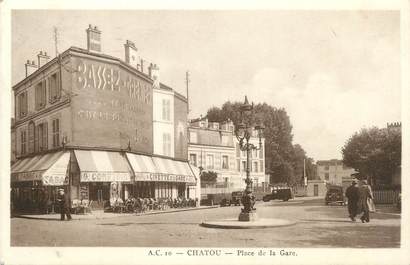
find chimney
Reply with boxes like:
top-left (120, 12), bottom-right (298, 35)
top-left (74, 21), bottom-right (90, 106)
top-left (37, 51), bottom-right (50, 68)
top-left (124, 40), bottom-right (140, 69)
top-left (25, 60), bottom-right (38, 77)
top-left (86, 24), bottom-right (102, 52)
top-left (149, 63), bottom-right (160, 88)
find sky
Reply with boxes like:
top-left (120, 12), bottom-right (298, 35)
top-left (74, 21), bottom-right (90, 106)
top-left (11, 10), bottom-right (401, 161)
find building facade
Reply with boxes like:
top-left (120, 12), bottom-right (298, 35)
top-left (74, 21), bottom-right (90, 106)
top-left (11, 25), bottom-right (197, 212)
top-left (316, 159), bottom-right (356, 191)
top-left (188, 118), bottom-right (266, 193)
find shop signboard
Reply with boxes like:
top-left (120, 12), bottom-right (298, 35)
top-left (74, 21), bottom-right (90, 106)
top-left (80, 171), bottom-right (132, 182)
top-left (71, 55), bottom-right (153, 154)
top-left (135, 172), bottom-right (196, 184)
top-left (42, 152), bottom-right (70, 186)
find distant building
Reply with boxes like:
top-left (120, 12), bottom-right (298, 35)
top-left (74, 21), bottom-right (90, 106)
top-left (316, 159), bottom-right (357, 189)
top-left (188, 117), bottom-right (267, 192)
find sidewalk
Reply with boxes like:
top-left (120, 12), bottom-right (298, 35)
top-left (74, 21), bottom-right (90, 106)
top-left (12, 205), bottom-right (219, 221)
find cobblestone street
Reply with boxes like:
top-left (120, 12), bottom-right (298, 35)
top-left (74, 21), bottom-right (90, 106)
top-left (11, 199), bottom-right (401, 248)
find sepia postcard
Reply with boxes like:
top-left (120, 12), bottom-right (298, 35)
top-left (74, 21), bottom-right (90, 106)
top-left (0, 0), bottom-right (409, 265)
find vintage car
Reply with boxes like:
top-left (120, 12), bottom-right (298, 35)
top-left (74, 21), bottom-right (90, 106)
top-left (325, 185), bottom-right (345, 205)
top-left (219, 198), bottom-right (231, 207)
top-left (263, 187), bottom-right (293, 202)
top-left (231, 191), bottom-right (243, 206)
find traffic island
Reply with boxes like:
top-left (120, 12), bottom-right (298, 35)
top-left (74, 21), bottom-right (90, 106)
top-left (200, 218), bottom-right (297, 229)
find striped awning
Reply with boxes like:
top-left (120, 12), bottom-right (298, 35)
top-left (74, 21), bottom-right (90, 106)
top-left (126, 153), bottom-right (196, 184)
top-left (74, 150), bottom-right (133, 182)
top-left (11, 151), bottom-right (70, 186)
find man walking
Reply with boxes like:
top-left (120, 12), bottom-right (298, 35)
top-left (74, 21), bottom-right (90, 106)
top-left (57, 189), bottom-right (72, 221)
top-left (357, 180), bottom-right (373, 223)
top-left (345, 180), bottom-right (359, 221)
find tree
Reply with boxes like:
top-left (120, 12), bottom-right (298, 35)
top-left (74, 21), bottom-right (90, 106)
top-left (342, 126), bottom-right (401, 186)
top-left (206, 101), bottom-right (314, 186)
top-left (200, 170), bottom-right (218, 183)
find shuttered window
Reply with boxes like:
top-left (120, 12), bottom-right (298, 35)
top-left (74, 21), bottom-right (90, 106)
top-left (28, 121), bottom-right (35, 154)
top-left (49, 72), bottom-right (61, 103)
top-left (35, 81), bottom-right (46, 110)
top-left (20, 130), bottom-right (27, 155)
top-left (37, 122), bottom-right (48, 152)
top-left (52, 119), bottom-right (60, 148)
top-left (18, 92), bottom-right (28, 118)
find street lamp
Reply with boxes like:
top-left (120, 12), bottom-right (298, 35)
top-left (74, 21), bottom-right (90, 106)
top-left (234, 96), bottom-right (264, 221)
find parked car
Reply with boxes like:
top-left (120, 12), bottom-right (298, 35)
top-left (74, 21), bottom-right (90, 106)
top-left (220, 198), bottom-right (231, 207)
top-left (231, 191), bottom-right (243, 206)
top-left (263, 187), bottom-right (293, 202)
top-left (325, 185), bottom-right (345, 205)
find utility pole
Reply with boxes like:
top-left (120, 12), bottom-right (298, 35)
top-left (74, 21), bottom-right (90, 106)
top-left (186, 71), bottom-right (190, 116)
top-left (53, 27), bottom-right (59, 57)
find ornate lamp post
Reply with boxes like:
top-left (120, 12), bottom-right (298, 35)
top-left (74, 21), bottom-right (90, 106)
top-left (235, 96), bottom-right (265, 221)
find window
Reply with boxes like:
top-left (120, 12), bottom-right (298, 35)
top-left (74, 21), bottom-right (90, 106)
top-left (37, 122), bottom-right (48, 152)
top-left (241, 150), bottom-right (246, 158)
top-left (242, 161), bottom-right (246, 171)
top-left (162, 133), bottom-right (171, 156)
top-left (49, 72), bottom-right (61, 103)
top-left (162, 99), bottom-right (171, 121)
top-left (18, 92), bottom-right (28, 118)
top-left (324, 165), bottom-right (329, 170)
top-left (52, 119), bottom-right (60, 148)
top-left (237, 159), bottom-right (240, 171)
top-left (189, 154), bottom-right (197, 166)
top-left (325, 173), bottom-right (329, 180)
top-left (222, 155), bottom-right (229, 169)
top-left (35, 81), bottom-right (46, 110)
top-left (20, 130), bottom-right (27, 155)
top-left (206, 154), bottom-right (214, 169)
top-left (253, 161), bottom-right (258, 172)
top-left (189, 132), bottom-right (197, 143)
top-left (260, 161), bottom-right (264, 172)
top-left (259, 145), bottom-right (264, 158)
top-left (236, 143), bottom-right (240, 157)
top-left (28, 121), bottom-right (35, 154)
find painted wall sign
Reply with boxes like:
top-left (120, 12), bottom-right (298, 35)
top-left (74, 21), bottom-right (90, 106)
top-left (71, 56), bottom-right (153, 153)
top-left (80, 172), bottom-right (131, 182)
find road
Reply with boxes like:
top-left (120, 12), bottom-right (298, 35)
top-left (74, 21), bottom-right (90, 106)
top-left (11, 199), bottom-right (401, 247)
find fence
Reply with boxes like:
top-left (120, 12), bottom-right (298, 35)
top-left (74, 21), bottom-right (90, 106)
top-left (373, 190), bottom-right (399, 204)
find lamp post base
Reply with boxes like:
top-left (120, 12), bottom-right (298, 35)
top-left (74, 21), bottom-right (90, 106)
top-left (238, 211), bottom-right (258, 222)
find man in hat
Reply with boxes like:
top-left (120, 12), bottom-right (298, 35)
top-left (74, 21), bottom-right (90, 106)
top-left (57, 188), bottom-right (72, 221)
top-left (345, 180), bottom-right (359, 221)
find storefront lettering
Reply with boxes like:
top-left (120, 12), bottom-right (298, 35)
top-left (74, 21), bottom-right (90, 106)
top-left (81, 172), bottom-right (131, 182)
top-left (42, 175), bottom-right (68, 186)
top-left (75, 58), bottom-right (151, 104)
top-left (134, 172), bottom-right (196, 183)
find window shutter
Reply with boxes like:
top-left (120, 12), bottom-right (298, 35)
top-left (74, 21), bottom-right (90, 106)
top-left (43, 122), bottom-right (48, 149)
top-left (56, 72), bottom-right (61, 99)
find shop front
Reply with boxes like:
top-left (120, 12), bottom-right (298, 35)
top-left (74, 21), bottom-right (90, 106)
top-left (73, 150), bottom-right (133, 209)
top-left (126, 153), bottom-right (197, 200)
top-left (11, 151), bottom-right (70, 213)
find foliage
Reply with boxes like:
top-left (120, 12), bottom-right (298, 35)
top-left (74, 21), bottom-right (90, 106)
top-left (206, 101), bottom-right (315, 186)
top-left (342, 126), bottom-right (401, 185)
top-left (200, 170), bottom-right (218, 182)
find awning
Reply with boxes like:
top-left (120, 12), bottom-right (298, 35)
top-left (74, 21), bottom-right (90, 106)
top-left (74, 150), bottom-right (133, 182)
top-left (126, 153), bottom-right (196, 184)
top-left (11, 151), bottom-right (69, 186)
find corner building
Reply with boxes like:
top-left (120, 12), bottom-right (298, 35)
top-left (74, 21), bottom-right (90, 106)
top-left (11, 25), bottom-right (198, 211)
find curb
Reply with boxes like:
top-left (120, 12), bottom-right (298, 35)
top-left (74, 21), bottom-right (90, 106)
top-left (12, 206), bottom-right (219, 221)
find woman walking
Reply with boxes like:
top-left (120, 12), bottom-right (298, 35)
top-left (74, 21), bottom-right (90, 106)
top-left (357, 180), bottom-right (373, 223)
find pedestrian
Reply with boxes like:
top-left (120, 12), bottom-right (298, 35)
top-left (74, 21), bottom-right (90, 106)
top-left (345, 180), bottom-right (359, 221)
top-left (357, 180), bottom-right (373, 223)
top-left (57, 188), bottom-right (72, 221)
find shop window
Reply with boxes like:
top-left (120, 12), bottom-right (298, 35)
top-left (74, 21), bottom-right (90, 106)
top-left (28, 121), bottom-right (35, 154)
top-left (37, 122), bottom-right (48, 152)
top-left (49, 72), bottom-right (61, 103)
top-left (162, 99), bottom-right (171, 121)
top-left (162, 133), bottom-right (171, 156)
top-left (189, 153), bottom-right (197, 166)
top-left (35, 80), bottom-right (46, 110)
top-left (206, 154), bottom-right (214, 169)
top-left (52, 118), bottom-right (60, 148)
top-left (20, 130), bottom-right (27, 155)
top-left (222, 155), bottom-right (229, 169)
top-left (18, 91), bottom-right (28, 118)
